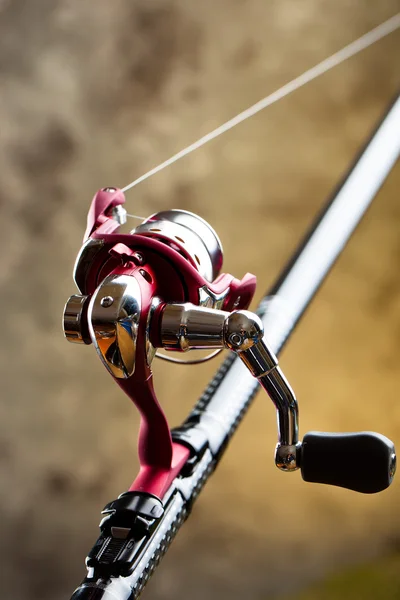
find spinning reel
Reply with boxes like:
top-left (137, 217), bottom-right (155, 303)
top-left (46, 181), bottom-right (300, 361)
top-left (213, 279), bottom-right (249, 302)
top-left (64, 187), bottom-right (396, 499)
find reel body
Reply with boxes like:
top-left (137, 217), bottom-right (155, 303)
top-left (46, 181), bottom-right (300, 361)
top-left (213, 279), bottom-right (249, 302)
top-left (63, 187), bottom-right (256, 497)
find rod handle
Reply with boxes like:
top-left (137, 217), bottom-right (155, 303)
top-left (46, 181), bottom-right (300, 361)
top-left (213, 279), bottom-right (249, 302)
top-left (300, 431), bottom-right (396, 493)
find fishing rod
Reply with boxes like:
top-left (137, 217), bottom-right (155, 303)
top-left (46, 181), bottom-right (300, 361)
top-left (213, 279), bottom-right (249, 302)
top-left (63, 93), bottom-right (400, 600)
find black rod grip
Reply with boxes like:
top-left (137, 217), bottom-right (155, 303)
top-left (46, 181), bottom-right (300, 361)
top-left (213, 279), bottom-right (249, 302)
top-left (300, 431), bottom-right (396, 493)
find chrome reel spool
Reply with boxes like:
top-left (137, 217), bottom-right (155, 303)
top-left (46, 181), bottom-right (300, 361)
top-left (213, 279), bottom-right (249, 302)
top-left (132, 209), bottom-right (224, 283)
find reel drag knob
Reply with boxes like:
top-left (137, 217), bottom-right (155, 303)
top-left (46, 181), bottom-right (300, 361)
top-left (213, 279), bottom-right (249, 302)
top-left (300, 431), bottom-right (396, 493)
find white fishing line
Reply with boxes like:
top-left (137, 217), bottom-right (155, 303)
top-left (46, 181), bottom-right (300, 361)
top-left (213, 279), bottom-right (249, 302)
top-left (121, 13), bottom-right (400, 194)
top-left (126, 213), bottom-right (146, 221)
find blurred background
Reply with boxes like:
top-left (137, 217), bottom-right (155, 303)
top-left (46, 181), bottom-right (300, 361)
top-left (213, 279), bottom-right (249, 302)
top-left (0, 1), bottom-right (400, 599)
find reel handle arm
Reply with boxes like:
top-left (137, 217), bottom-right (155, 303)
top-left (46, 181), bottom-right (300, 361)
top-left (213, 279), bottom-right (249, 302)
top-left (159, 304), bottom-right (300, 470)
top-left (158, 303), bottom-right (396, 493)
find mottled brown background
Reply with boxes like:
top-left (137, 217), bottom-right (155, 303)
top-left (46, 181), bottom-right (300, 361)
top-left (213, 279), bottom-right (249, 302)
top-left (0, 1), bottom-right (399, 599)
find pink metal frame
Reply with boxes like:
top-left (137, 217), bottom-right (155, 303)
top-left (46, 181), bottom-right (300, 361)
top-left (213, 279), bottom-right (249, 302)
top-left (82, 188), bottom-right (257, 499)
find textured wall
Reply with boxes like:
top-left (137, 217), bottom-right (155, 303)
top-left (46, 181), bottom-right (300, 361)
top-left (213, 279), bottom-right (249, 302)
top-left (0, 1), bottom-right (399, 599)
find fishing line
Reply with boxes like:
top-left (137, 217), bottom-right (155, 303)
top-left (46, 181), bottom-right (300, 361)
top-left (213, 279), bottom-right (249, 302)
top-left (121, 13), bottom-right (400, 194)
top-left (126, 213), bottom-right (146, 221)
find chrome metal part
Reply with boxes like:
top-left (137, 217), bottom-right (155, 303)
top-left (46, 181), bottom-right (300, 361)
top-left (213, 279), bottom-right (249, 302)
top-left (87, 274), bottom-right (141, 378)
top-left (198, 285), bottom-right (228, 309)
top-left (223, 310), bottom-right (277, 373)
top-left (159, 304), bottom-right (300, 469)
top-left (259, 365), bottom-right (299, 452)
top-left (133, 210), bottom-right (223, 282)
top-left (63, 294), bottom-right (92, 344)
top-left (275, 442), bottom-right (302, 471)
top-left (73, 237), bottom-right (105, 294)
top-left (100, 296), bottom-right (114, 308)
top-left (146, 297), bottom-right (162, 366)
top-left (156, 288), bottom-right (228, 363)
top-left (161, 304), bottom-right (227, 351)
top-left (132, 252), bottom-right (144, 265)
top-left (223, 309), bottom-right (299, 470)
top-left (110, 204), bottom-right (127, 226)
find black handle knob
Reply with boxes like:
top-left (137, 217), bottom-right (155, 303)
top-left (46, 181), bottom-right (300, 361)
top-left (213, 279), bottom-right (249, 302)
top-left (300, 431), bottom-right (396, 493)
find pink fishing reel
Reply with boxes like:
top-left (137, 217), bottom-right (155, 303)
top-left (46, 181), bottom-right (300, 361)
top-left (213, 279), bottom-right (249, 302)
top-left (64, 187), bottom-right (396, 506)
top-left (63, 187), bottom-right (257, 498)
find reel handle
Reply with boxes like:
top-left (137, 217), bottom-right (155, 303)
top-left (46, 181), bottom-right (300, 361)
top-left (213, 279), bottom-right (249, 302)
top-left (158, 304), bottom-right (397, 493)
top-left (300, 431), bottom-right (396, 493)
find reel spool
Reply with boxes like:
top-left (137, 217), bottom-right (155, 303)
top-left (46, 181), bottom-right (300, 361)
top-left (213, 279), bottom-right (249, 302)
top-left (133, 209), bottom-right (224, 283)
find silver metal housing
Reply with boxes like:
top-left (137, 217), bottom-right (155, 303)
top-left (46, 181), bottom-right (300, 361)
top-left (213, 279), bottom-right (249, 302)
top-left (161, 303), bottom-right (227, 351)
top-left (87, 274), bottom-right (141, 378)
